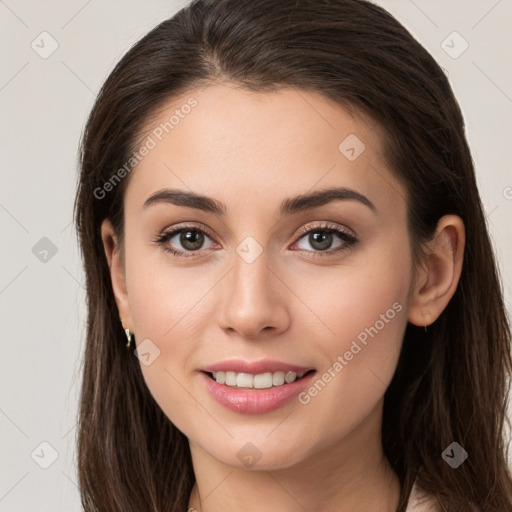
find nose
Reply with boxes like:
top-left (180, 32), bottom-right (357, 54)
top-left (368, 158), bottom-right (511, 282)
top-left (217, 248), bottom-right (290, 340)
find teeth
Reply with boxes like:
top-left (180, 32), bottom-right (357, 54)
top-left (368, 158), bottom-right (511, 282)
top-left (236, 373), bottom-right (254, 388)
top-left (285, 371), bottom-right (297, 383)
top-left (225, 371), bottom-right (237, 386)
top-left (212, 370), bottom-right (306, 388)
top-left (272, 371), bottom-right (285, 386)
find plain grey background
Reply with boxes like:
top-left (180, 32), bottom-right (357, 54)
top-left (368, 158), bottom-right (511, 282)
top-left (1, 0), bottom-right (511, 510)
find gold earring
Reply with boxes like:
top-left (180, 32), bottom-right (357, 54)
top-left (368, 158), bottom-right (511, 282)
top-left (121, 319), bottom-right (133, 348)
top-left (125, 328), bottom-right (132, 348)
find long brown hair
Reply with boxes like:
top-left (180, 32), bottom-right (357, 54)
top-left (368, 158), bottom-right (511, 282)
top-left (73, 0), bottom-right (512, 510)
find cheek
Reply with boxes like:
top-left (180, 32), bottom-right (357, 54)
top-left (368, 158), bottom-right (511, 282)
top-left (125, 239), bottom-right (217, 342)
top-left (124, 250), bottom-right (221, 431)
top-left (297, 234), bottom-right (412, 355)
top-left (299, 277), bottom-right (408, 391)
top-left (292, 243), bottom-right (412, 438)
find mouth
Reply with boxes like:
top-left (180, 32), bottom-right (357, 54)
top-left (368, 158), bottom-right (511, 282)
top-left (202, 369), bottom-right (316, 390)
top-left (200, 359), bottom-right (318, 413)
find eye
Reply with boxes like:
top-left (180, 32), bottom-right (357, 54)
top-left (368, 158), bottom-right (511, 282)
top-left (153, 221), bottom-right (358, 259)
top-left (153, 224), bottom-right (216, 257)
top-left (291, 222), bottom-right (358, 257)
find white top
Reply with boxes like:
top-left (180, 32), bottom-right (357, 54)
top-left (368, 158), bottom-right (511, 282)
top-left (404, 480), bottom-right (440, 511)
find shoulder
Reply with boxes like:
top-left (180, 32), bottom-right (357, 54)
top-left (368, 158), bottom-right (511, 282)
top-left (404, 480), bottom-right (441, 512)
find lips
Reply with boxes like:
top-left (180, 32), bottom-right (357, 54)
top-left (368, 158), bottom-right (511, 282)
top-left (201, 359), bottom-right (314, 375)
top-left (200, 359), bottom-right (317, 414)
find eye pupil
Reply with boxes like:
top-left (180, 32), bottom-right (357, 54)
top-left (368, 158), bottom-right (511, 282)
top-left (181, 230), bottom-right (204, 250)
top-left (309, 231), bottom-right (333, 251)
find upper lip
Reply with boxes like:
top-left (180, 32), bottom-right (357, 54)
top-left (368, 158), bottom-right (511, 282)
top-left (201, 359), bottom-right (315, 375)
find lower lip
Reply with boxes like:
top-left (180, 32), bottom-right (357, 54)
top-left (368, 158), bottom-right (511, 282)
top-left (201, 371), bottom-right (316, 414)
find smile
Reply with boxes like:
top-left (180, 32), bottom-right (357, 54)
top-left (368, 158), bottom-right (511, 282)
top-left (207, 370), bottom-right (313, 389)
top-left (200, 360), bottom-right (317, 414)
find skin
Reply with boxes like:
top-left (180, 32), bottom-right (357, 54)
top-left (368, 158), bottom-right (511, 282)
top-left (101, 83), bottom-right (464, 511)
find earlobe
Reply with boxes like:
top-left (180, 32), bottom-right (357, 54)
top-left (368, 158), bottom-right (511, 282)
top-left (100, 219), bottom-right (133, 331)
top-left (408, 215), bottom-right (465, 327)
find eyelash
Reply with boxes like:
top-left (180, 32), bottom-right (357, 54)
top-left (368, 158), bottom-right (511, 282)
top-left (153, 222), bottom-right (359, 259)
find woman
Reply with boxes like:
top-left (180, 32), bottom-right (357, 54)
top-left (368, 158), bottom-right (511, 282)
top-left (74, 0), bottom-right (512, 510)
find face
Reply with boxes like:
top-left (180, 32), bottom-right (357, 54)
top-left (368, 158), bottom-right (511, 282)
top-left (106, 83), bottom-right (417, 470)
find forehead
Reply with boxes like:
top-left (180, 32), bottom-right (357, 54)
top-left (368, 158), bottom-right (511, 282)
top-left (125, 83), bottom-right (406, 217)
top-left (138, 83), bottom-right (383, 157)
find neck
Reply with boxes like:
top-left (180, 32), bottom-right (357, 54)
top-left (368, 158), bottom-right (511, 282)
top-left (187, 401), bottom-right (401, 512)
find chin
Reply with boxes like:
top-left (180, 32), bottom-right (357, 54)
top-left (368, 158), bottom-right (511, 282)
top-left (202, 436), bottom-right (314, 472)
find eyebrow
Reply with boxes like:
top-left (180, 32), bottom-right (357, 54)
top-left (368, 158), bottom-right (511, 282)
top-left (142, 187), bottom-right (377, 216)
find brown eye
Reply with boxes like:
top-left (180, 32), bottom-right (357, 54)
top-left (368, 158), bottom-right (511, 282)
top-left (155, 225), bottom-right (216, 257)
top-left (178, 230), bottom-right (206, 251)
top-left (292, 222), bottom-right (359, 257)
top-left (305, 230), bottom-right (336, 251)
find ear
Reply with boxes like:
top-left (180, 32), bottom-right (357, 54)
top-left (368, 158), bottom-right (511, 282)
top-left (408, 215), bottom-right (465, 327)
top-left (101, 219), bottom-right (133, 332)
